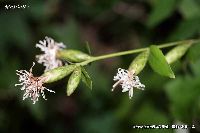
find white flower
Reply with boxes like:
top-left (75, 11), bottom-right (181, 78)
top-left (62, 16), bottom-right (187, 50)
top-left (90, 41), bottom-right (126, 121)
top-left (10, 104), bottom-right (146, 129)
top-left (112, 68), bottom-right (145, 99)
top-left (15, 62), bottom-right (55, 104)
top-left (36, 36), bottom-right (66, 71)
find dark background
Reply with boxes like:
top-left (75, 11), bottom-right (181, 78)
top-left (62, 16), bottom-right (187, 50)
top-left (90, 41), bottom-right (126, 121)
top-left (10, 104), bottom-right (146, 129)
top-left (0, 0), bottom-right (200, 133)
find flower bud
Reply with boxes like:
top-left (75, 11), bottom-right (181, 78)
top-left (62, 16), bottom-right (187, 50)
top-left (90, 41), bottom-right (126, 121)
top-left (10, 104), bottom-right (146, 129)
top-left (67, 66), bottom-right (82, 96)
top-left (166, 43), bottom-right (192, 64)
top-left (57, 49), bottom-right (92, 62)
top-left (43, 65), bottom-right (75, 83)
top-left (128, 50), bottom-right (149, 75)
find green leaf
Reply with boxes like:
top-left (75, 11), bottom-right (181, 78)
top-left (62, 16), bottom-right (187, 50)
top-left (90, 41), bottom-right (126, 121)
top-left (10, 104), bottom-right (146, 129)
top-left (81, 67), bottom-right (92, 90)
top-left (179, 0), bottom-right (200, 19)
top-left (67, 67), bottom-right (82, 96)
top-left (149, 45), bottom-right (175, 78)
top-left (128, 50), bottom-right (149, 75)
top-left (147, 0), bottom-right (176, 27)
top-left (43, 65), bottom-right (75, 83)
top-left (57, 49), bottom-right (92, 62)
top-left (165, 43), bottom-right (192, 64)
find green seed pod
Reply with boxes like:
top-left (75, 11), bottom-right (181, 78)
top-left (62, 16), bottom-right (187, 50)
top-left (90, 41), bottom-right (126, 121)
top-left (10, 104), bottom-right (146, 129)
top-left (128, 50), bottom-right (149, 75)
top-left (57, 49), bottom-right (92, 62)
top-left (166, 43), bottom-right (192, 64)
top-left (67, 66), bottom-right (82, 96)
top-left (43, 65), bottom-right (75, 83)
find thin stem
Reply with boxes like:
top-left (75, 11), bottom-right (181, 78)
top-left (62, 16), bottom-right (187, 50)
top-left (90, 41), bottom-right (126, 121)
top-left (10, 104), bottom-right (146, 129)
top-left (75, 39), bottom-right (199, 66)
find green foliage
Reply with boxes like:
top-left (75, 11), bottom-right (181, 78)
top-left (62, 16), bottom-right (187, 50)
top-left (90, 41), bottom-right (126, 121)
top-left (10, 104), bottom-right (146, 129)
top-left (0, 13), bottom-right (31, 49)
top-left (133, 103), bottom-right (172, 133)
top-left (48, 19), bottom-right (82, 50)
top-left (168, 18), bottom-right (200, 40)
top-left (149, 45), bottom-right (175, 78)
top-left (179, 0), bottom-right (200, 19)
top-left (79, 113), bottom-right (118, 133)
top-left (147, 0), bottom-right (176, 27)
top-left (165, 61), bottom-right (200, 122)
top-left (133, 103), bottom-right (170, 125)
top-left (1, 0), bottom-right (200, 132)
top-left (187, 42), bottom-right (200, 62)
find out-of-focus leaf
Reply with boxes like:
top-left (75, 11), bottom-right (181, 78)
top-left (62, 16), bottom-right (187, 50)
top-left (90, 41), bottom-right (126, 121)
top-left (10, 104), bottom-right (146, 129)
top-left (79, 113), bottom-right (118, 133)
top-left (149, 45), bottom-right (175, 78)
top-left (179, 0), bottom-right (200, 19)
top-left (165, 75), bottom-right (200, 122)
top-left (187, 42), bottom-right (200, 62)
top-left (26, 101), bottom-right (46, 122)
top-left (27, 1), bottom-right (48, 20)
top-left (88, 64), bottom-right (110, 94)
top-left (50, 19), bottom-right (82, 49)
top-left (0, 58), bottom-right (19, 89)
top-left (147, 0), bottom-right (176, 27)
top-left (63, 19), bottom-right (82, 49)
top-left (168, 18), bottom-right (200, 40)
top-left (165, 43), bottom-right (192, 64)
top-left (133, 103), bottom-right (172, 133)
top-left (72, 0), bottom-right (119, 18)
top-left (114, 97), bottom-right (133, 120)
top-left (133, 103), bottom-right (170, 125)
top-left (0, 13), bottom-right (31, 49)
top-left (128, 50), bottom-right (149, 75)
top-left (81, 67), bottom-right (92, 90)
top-left (190, 59), bottom-right (200, 76)
top-left (164, 60), bottom-right (200, 123)
top-left (45, 19), bottom-right (82, 50)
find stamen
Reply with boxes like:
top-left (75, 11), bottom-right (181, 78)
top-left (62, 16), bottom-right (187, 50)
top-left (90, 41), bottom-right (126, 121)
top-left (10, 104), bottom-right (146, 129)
top-left (112, 68), bottom-right (145, 98)
top-left (36, 36), bottom-right (66, 71)
top-left (15, 62), bottom-right (55, 104)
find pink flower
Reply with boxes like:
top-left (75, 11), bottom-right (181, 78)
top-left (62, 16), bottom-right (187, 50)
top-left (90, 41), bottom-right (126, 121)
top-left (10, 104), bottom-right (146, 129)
top-left (15, 62), bottom-right (55, 104)
top-left (36, 36), bottom-right (66, 71)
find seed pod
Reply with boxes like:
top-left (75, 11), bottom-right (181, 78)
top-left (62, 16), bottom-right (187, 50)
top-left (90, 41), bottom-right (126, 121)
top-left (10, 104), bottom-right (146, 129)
top-left (128, 50), bottom-right (149, 75)
top-left (57, 49), bottom-right (92, 62)
top-left (166, 43), bottom-right (192, 64)
top-left (67, 66), bottom-right (82, 96)
top-left (43, 65), bottom-right (75, 83)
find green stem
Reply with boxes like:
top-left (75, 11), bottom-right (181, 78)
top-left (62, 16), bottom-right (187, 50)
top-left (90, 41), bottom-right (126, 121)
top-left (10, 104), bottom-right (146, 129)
top-left (76, 39), bottom-right (199, 66)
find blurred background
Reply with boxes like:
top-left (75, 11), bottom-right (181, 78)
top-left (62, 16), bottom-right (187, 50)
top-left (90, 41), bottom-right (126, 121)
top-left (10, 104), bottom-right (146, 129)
top-left (1, 0), bottom-right (200, 133)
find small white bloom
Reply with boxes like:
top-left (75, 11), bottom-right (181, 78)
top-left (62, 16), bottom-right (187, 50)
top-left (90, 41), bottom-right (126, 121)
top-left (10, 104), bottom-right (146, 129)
top-left (15, 62), bottom-right (55, 104)
top-left (36, 36), bottom-right (66, 71)
top-left (112, 68), bottom-right (145, 99)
